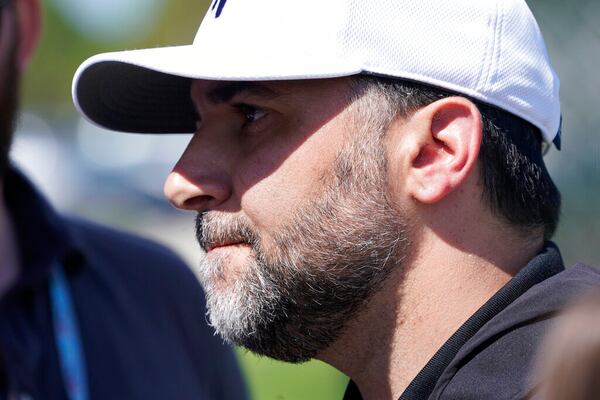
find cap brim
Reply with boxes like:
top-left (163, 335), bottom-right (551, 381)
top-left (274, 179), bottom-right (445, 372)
top-left (72, 45), bottom-right (361, 134)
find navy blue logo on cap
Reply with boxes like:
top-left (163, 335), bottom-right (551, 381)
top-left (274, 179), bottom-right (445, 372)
top-left (211, 0), bottom-right (228, 18)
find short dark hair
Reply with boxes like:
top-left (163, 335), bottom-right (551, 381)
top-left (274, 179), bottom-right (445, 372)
top-left (352, 75), bottom-right (561, 239)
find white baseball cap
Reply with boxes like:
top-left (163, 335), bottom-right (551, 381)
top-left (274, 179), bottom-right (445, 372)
top-left (72, 0), bottom-right (562, 147)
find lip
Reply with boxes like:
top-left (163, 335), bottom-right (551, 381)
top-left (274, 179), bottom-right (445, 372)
top-left (207, 242), bottom-right (246, 252)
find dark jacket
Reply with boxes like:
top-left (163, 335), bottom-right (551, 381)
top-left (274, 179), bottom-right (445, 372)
top-left (0, 168), bottom-right (247, 399)
top-left (344, 243), bottom-right (600, 400)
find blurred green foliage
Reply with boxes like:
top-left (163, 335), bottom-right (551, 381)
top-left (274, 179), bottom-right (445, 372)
top-left (22, 0), bottom-right (207, 116)
top-left (236, 350), bottom-right (348, 400)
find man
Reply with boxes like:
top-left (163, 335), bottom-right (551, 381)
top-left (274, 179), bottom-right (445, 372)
top-left (0, 0), bottom-right (246, 399)
top-left (72, 0), bottom-right (600, 399)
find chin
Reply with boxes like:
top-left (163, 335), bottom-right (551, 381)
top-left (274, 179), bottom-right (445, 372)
top-left (200, 247), bottom-right (253, 291)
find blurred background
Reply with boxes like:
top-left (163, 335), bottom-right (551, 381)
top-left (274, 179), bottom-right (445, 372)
top-left (10, 0), bottom-right (600, 399)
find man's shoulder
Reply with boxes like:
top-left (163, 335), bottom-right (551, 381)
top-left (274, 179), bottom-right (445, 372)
top-left (434, 263), bottom-right (600, 399)
top-left (61, 218), bottom-right (247, 400)
top-left (64, 216), bottom-right (212, 345)
top-left (65, 217), bottom-right (183, 265)
top-left (66, 216), bottom-right (183, 262)
top-left (533, 262), bottom-right (600, 288)
top-left (64, 216), bottom-right (201, 299)
top-left (500, 263), bottom-right (600, 327)
top-left (454, 262), bottom-right (600, 358)
top-left (545, 262), bottom-right (600, 289)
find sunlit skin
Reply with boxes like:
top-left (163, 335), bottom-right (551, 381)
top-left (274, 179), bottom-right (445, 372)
top-left (165, 78), bottom-right (357, 283)
top-left (164, 78), bottom-right (544, 400)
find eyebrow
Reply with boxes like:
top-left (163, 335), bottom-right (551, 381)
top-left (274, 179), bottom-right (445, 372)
top-left (206, 81), bottom-right (283, 104)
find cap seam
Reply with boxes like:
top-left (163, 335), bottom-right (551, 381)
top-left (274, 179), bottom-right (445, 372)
top-left (488, 0), bottom-right (506, 91)
top-left (481, 0), bottom-right (500, 91)
top-left (476, 3), bottom-right (495, 92)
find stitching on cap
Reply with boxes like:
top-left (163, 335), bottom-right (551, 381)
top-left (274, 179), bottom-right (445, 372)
top-left (481, 0), bottom-right (500, 91)
top-left (489, 0), bottom-right (506, 90)
top-left (340, 0), bottom-right (357, 62)
top-left (475, 4), bottom-right (493, 91)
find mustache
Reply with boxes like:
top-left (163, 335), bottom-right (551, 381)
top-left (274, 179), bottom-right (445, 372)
top-left (195, 212), bottom-right (260, 252)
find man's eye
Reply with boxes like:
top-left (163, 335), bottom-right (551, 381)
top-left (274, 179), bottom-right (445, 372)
top-left (239, 104), bottom-right (268, 125)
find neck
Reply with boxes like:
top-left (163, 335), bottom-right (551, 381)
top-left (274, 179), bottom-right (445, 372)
top-left (0, 181), bottom-right (20, 297)
top-left (318, 222), bottom-right (543, 400)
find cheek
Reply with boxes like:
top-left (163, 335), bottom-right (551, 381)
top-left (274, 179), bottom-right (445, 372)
top-left (236, 123), bottom-right (342, 230)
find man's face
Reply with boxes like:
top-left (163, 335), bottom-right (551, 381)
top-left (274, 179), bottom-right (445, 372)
top-left (0, 5), bottom-right (19, 179)
top-left (165, 78), bottom-right (409, 362)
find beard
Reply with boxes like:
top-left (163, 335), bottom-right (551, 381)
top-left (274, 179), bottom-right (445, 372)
top-left (195, 118), bottom-right (409, 363)
top-left (0, 41), bottom-right (18, 180)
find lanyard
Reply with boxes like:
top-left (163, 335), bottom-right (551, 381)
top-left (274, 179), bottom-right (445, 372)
top-left (50, 263), bottom-right (90, 400)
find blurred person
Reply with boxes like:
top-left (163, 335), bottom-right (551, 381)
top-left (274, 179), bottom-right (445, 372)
top-left (73, 0), bottom-right (600, 399)
top-left (0, 0), bottom-right (246, 399)
top-left (532, 292), bottom-right (600, 400)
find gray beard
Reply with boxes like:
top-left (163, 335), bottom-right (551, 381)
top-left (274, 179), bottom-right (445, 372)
top-left (195, 122), bottom-right (408, 363)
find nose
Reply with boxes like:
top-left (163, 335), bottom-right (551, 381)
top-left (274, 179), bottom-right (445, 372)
top-left (164, 134), bottom-right (232, 212)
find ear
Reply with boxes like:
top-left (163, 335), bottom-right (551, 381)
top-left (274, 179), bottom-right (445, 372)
top-left (14, 0), bottom-right (41, 71)
top-left (404, 97), bottom-right (482, 204)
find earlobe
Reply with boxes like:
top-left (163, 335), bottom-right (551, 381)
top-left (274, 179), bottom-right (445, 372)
top-left (407, 97), bottom-right (482, 204)
top-left (14, 0), bottom-right (41, 71)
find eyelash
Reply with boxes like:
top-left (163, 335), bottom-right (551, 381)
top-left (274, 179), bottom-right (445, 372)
top-left (194, 104), bottom-right (270, 133)
top-left (235, 104), bottom-right (268, 127)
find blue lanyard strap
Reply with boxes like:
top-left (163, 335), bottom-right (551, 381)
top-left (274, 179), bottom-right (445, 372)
top-left (50, 264), bottom-right (90, 400)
